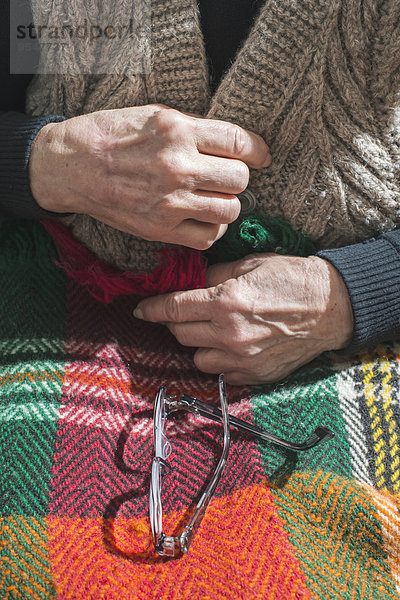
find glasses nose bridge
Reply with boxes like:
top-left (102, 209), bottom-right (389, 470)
top-left (164, 394), bottom-right (179, 414)
top-left (164, 393), bottom-right (197, 415)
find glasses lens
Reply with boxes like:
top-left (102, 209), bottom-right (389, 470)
top-left (154, 386), bottom-right (172, 460)
top-left (149, 457), bottom-right (163, 541)
top-left (150, 386), bottom-right (172, 547)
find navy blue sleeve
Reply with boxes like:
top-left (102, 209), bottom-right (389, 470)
top-left (317, 231), bottom-right (400, 352)
top-left (0, 111), bottom-right (67, 219)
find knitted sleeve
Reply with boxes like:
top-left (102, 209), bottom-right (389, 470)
top-left (0, 111), bottom-right (67, 219)
top-left (315, 1), bottom-right (400, 352)
top-left (317, 230), bottom-right (400, 353)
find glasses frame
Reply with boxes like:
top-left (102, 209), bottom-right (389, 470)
top-left (149, 374), bottom-right (334, 557)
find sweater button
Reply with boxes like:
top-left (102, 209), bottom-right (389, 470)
top-left (236, 188), bottom-right (256, 215)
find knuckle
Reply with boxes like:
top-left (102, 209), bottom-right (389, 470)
top-left (195, 238), bottom-right (215, 251)
top-left (193, 349), bottom-right (209, 371)
top-left (239, 344), bottom-right (260, 358)
top-left (193, 226), bottom-right (221, 250)
top-left (233, 161), bottom-right (250, 191)
top-left (147, 102), bottom-right (170, 112)
top-left (229, 327), bottom-right (249, 350)
top-left (229, 125), bottom-right (246, 157)
top-left (173, 329), bottom-right (192, 347)
top-left (163, 294), bottom-right (182, 322)
top-left (211, 283), bottom-right (231, 311)
top-left (152, 107), bottom-right (181, 134)
top-left (153, 107), bottom-right (192, 143)
top-left (157, 150), bottom-right (189, 187)
top-left (215, 279), bottom-right (237, 302)
top-left (228, 329), bottom-right (257, 357)
top-left (209, 198), bottom-right (241, 224)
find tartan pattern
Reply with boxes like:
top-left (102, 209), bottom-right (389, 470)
top-left (0, 220), bottom-right (400, 599)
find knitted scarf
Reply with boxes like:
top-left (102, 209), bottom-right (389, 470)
top-left (1, 218), bottom-right (400, 599)
top-left (26, 0), bottom-right (400, 294)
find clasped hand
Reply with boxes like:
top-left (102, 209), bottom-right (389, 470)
top-left (134, 254), bottom-right (354, 385)
top-left (29, 104), bottom-right (270, 250)
top-left (29, 104), bottom-right (354, 384)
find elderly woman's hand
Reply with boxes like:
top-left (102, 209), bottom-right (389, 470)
top-left (133, 254), bottom-right (354, 385)
top-left (28, 104), bottom-right (270, 250)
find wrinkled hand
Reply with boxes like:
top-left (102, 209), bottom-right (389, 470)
top-left (133, 254), bottom-right (354, 385)
top-left (29, 104), bottom-right (270, 250)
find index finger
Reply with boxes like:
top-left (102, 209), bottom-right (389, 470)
top-left (133, 287), bottom-right (214, 324)
top-left (192, 117), bottom-right (271, 169)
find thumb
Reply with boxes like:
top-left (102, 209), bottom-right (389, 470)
top-left (205, 261), bottom-right (240, 287)
top-left (206, 254), bottom-right (267, 287)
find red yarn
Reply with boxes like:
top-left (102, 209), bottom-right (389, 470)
top-left (42, 220), bottom-right (208, 303)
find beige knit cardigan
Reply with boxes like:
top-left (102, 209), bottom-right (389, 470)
top-left (26, 0), bottom-right (400, 273)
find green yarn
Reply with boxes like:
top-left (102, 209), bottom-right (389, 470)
top-left (215, 214), bottom-right (316, 262)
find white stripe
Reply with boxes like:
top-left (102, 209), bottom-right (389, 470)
top-left (59, 404), bottom-right (130, 431)
top-left (0, 337), bottom-right (63, 355)
top-left (0, 402), bottom-right (60, 422)
top-left (0, 360), bottom-right (63, 375)
top-left (0, 401), bottom-right (144, 433)
top-left (336, 369), bottom-right (372, 485)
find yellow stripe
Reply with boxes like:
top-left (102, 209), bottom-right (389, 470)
top-left (361, 352), bottom-right (387, 489)
top-left (378, 349), bottom-right (400, 492)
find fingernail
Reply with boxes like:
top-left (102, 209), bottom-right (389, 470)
top-left (133, 307), bottom-right (144, 320)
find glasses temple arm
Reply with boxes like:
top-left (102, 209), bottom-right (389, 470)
top-left (179, 394), bottom-right (334, 452)
top-left (179, 376), bottom-right (231, 553)
top-left (179, 434), bottom-right (229, 553)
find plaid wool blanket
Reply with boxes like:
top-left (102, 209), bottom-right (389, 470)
top-left (0, 219), bottom-right (399, 600)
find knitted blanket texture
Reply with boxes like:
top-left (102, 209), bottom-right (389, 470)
top-left (5, 1), bottom-right (400, 595)
top-left (1, 219), bottom-right (400, 599)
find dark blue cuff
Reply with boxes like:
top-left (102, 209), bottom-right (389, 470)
top-left (0, 111), bottom-right (69, 219)
top-left (317, 234), bottom-right (400, 352)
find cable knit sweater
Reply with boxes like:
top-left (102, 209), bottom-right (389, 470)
top-left (25, 0), bottom-right (400, 272)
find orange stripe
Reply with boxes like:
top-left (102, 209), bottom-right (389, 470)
top-left (47, 482), bottom-right (311, 600)
top-left (364, 485), bottom-right (400, 592)
top-left (0, 371), bottom-right (63, 385)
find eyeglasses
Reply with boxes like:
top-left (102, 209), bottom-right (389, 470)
top-left (149, 374), bottom-right (334, 557)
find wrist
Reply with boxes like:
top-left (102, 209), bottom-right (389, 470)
top-left (28, 121), bottom-right (72, 214)
top-left (315, 256), bottom-right (354, 350)
top-left (307, 256), bottom-right (354, 352)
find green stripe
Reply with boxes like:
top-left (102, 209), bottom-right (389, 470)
top-left (0, 515), bottom-right (56, 600)
top-left (271, 472), bottom-right (398, 600)
top-left (0, 221), bottom-right (65, 598)
top-left (0, 220), bottom-right (66, 520)
top-left (0, 418), bottom-right (60, 516)
top-left (250, 357), bottom-right (352, 479)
